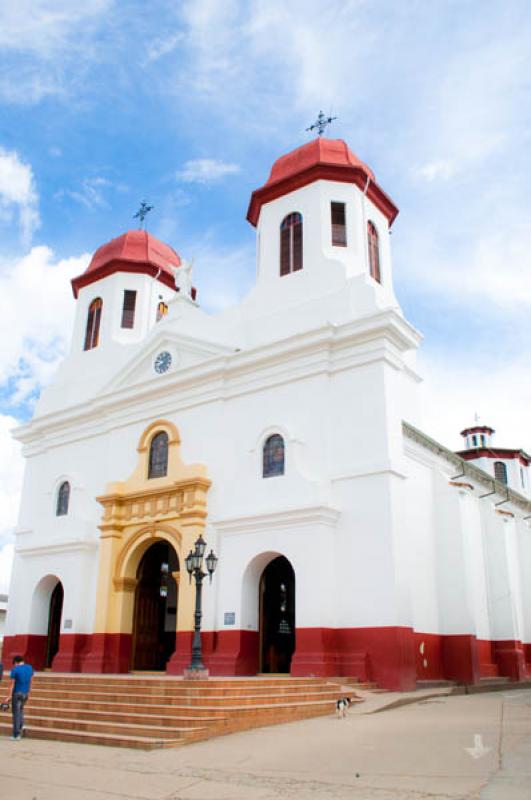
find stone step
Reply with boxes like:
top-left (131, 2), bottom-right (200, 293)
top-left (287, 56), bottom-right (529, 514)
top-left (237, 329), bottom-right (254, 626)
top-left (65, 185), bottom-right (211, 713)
top-left (14, 713), bottom-right (209, 741)
top-left (416, 680), bottom-right (457, 689)
top-left (0, 720), bottom-right (182, 750)
top-left (31, 682), bottom-right (336, 698)
top-left (0, 675), bottom-right (356, 749)
top-left (29, 687), bottom-right (340, 706)
top-left (27, 702), bottom-right (225, 728)
top-left (28, 696), bottom-right (228, 718)
top-left (34, 675), bottom-right (325, 689)
top-left (465, 677), bottom-right (512, 694)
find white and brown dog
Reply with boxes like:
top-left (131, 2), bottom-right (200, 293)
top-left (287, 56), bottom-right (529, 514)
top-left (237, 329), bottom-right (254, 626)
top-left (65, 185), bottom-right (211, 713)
top-left (336, 697), bottom-right (352, 718)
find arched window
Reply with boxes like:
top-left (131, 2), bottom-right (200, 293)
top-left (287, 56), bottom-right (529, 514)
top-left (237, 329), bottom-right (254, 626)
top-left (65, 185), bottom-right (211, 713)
top-left (148, 432), bottom-right (169, 479)
top-left (84, 298), bottom-right (103, 351)
top-left (494, 461), bottom-right (508, 485)
top-left (280, 213), bottom-right (303, 276)
top-left (367, 221), bottom-right (381, 283)
top-left (56, 481), bottom-right (70, 516)
top-left (263, 434), bottom-right (285, 478)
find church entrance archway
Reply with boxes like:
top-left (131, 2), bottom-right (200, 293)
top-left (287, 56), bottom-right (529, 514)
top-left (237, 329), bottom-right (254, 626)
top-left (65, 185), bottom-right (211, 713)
top-left (259, 556), bottom-right (295, 673)
top-left (45, 581), bottom-right (63, 668)
top-left (131, 541), bottom-right (179, 671)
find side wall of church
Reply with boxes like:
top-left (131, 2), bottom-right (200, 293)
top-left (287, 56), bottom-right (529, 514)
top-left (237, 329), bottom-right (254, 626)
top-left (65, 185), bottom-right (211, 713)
top-left (403, 437), bottom-right (530, 685)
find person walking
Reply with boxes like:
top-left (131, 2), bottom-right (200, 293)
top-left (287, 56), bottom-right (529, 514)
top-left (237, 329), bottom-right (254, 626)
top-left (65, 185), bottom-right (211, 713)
top-left (3, 655), bottom-right (33, 740)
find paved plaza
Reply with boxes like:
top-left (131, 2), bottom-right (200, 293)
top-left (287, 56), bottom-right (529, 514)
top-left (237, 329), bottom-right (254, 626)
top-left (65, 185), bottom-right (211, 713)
top-left (0, 689), bottom-right (530, 800)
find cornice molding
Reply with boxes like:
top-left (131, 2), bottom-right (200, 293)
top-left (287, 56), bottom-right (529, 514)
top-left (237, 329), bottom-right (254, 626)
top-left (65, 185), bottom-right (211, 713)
top-left (212, 504), bottom-right (341, 535)
top-left (15, 540), bottom-right (98, 556)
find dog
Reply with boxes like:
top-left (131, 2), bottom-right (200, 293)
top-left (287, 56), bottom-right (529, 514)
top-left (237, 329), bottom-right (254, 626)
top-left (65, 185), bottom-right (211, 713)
top-left (336, 697), bottom-right (351, 718)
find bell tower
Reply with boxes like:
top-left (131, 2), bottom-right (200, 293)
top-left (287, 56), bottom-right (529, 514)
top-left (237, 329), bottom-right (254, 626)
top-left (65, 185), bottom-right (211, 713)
top-left (70, 229), bottom-right (179, 354)
top-left (246, 137), bottom-right (400, 315)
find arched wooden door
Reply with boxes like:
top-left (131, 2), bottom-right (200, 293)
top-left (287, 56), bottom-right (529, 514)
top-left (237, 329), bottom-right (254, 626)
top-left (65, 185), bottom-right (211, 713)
top-left (45, 582), bottom-right (63, 668)
top-left (131, 541), bottom-right (179, 670)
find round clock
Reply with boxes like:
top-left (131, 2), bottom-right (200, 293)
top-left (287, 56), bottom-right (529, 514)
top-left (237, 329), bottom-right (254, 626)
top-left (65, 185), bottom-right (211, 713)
top-left (154, 350), bottom-right (172, 374)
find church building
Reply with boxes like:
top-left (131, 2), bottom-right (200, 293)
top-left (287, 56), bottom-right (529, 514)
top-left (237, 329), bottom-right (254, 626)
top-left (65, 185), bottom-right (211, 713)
top-left (4, 136), bottom-right (531, 691)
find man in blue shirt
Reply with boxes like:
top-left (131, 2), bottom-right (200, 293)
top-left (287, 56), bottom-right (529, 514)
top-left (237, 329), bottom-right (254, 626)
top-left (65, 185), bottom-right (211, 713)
top-left (3, 655), bottom-right (33, 740)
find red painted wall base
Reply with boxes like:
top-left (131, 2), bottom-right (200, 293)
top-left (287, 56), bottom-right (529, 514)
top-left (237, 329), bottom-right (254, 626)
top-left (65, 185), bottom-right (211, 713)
top-left (52, 634), bottom-right (91, 672)
top-left (3, 629), bottom-right (531, 689)
top-left (79, 633), bottom-right (132, 673)
top-left (2, 635), bottom-right (47, 671)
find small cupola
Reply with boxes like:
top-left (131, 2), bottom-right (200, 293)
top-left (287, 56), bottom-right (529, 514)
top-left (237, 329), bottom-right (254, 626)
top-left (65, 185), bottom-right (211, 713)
top-left (460, 424), bottom-right (495, 450)
top-left (245, 137), bottom-right (401, 309)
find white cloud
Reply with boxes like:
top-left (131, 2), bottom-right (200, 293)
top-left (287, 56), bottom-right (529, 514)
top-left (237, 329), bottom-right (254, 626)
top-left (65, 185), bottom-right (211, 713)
top-left (398, 211), bottom-right (531, 314)
top-left (414, 159), bottom-right (457, 182)
top-left (55, 176), bottom-right (115, 210)
top-left (143, 32), bottom-right (184, 65)
top-left (191, 240), bottom-right (255, 312)
top-left (419, 350), bottom-right (531, 454)
top-left (0, 413), bottom-right (24, 595)
top-left (0, 1), bottom-right (112, 104)
top-left (176, 158), bottom-right (240, 184)
top-left (0, 147), bottom-right (40, 244)
top-left (0, 246), bottom-right (90, 406)
top-left (0, 544), bottom-right (14, 596)
top-left (0, 2), bottom-right (111, 55)
top-left (176, 0), bottom-right (372, 130)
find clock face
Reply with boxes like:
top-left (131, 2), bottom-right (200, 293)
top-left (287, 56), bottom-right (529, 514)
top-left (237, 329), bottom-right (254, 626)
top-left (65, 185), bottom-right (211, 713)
top-left (154, 351), bottom-right (172, 374)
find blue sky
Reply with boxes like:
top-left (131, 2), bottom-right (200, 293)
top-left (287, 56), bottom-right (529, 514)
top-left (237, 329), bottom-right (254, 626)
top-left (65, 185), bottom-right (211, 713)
top-left (1, 0), bottom-right (531, 585)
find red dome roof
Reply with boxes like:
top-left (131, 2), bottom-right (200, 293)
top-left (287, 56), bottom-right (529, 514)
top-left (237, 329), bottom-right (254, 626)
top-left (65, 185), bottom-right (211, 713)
top-left (71, 230), bottom-right (181, 298)
top-left (266, 138), bottom-right (375, 187)
top-left (247, 137), bottom-right (398, 227)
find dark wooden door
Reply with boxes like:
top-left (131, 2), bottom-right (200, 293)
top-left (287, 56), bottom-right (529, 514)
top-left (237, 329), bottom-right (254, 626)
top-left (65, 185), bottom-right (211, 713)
top-left (45, 582), bottom-right (63, 668)
top-left (132, 585), bottom-right (166, 670)
top-left (131, 541), bottom-right (178, 671)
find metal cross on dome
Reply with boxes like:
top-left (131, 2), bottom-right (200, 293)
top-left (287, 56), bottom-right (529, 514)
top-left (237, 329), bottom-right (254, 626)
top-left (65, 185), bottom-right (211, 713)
top-left (133, 201), bottom-right (154, 229)
top-left (306, 110), bottom-right (337, 137)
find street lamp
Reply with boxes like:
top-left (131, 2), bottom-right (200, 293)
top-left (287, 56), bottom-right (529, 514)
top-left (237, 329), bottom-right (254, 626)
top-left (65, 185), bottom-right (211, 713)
top-left (185, 534), bottom-right (218, 675)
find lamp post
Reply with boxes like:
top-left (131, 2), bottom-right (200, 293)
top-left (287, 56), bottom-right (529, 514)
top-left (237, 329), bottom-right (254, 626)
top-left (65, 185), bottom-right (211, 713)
top-left (184, 534), bottom-right (218, 676)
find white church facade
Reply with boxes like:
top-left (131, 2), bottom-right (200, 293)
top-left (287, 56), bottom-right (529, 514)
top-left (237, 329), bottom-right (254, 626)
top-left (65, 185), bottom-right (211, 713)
top-left (4, 137), bottom-right (531, 690)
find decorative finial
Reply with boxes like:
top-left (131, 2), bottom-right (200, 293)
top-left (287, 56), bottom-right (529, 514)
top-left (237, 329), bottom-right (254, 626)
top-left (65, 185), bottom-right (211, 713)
top-left (133, 201), bottom-right (154, 229)
top-left (474, 411), bottom-right (480, 424)
top-left (306, 110), bottom-right (337, 137)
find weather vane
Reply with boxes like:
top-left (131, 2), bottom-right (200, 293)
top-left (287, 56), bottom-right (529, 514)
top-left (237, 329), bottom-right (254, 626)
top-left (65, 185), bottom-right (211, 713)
top-left (306, 110), bottom-right (337, 137)
top-left (134, 201), bottom-right (154, 229)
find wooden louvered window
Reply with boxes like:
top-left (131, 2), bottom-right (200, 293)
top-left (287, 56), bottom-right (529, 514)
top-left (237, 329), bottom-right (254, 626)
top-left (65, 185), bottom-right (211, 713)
top-left (331, 202), bottom-right (347, 246)
top-left (84, 298), bottom-right (103, 351)
top-left (494, 461), bottom-right (508, 485)
top-left (367, 221), bottom-right (381, 283)
top-left (280, 213), bottom-right (303, 276)
top-left (121, 290), bottom-right (137, 329)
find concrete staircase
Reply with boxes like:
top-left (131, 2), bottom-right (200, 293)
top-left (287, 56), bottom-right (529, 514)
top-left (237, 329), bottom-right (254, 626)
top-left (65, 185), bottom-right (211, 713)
top-left (0, 674), bottom-right (358, 749)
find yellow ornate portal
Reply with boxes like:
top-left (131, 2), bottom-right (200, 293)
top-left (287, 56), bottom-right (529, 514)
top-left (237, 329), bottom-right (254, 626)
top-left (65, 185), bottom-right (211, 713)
top-left (92, 420), bottom-right (211, 655)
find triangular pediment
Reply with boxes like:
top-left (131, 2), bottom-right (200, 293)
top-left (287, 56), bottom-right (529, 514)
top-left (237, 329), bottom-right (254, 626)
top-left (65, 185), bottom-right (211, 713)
top-left (103, 327), bottom-right (238, 393)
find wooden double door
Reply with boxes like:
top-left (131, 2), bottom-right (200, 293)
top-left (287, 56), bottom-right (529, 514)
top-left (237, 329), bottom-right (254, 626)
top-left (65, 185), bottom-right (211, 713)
top-left (131, 542), bottom-right (179, 671)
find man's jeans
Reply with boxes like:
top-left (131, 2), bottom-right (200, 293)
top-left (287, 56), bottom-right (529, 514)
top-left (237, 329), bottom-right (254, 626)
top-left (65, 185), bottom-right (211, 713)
top-left (12, 692), bottom-right (28, 738)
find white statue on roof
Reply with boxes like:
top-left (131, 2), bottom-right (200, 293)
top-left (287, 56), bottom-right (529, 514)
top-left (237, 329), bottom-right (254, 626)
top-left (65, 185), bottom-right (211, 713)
top-left (172, 258), bottom-right (193, 298)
